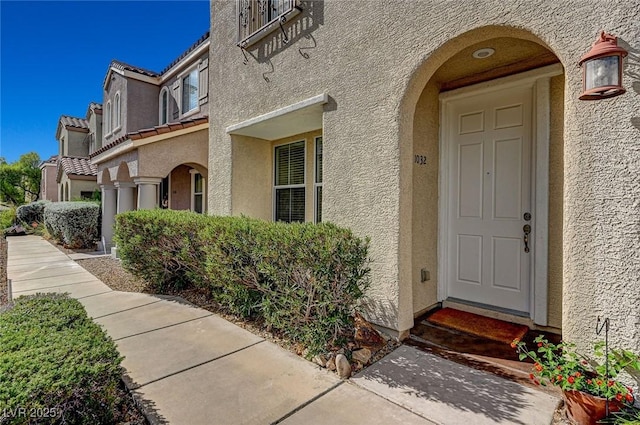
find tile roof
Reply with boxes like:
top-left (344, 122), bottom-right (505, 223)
top-left (59, 156), bottom-right (97, 177)
top-left (90, 116), bottom-right (209, 159)
top-left (159, 31), bottom-right (210, 75)
top-left (60, 115), bottom-right (89, 130)
top-left (40, 155), bottom-right (58, 167)
top-left (110, 60), bottom-right (160, 78)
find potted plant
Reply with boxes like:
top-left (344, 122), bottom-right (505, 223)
top-left (512, 336), bottom-right (640, 425)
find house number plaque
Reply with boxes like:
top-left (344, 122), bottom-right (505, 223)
top-left (414, 155), bottom-right (427, 165)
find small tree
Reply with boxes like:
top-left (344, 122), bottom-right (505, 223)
top-left (0, 153), bottom-right (42, 205)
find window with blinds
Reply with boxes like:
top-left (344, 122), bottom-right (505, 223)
top-left (182, 68), bottom-right (199, 114)
top-left (315, 136), bottom-right (322, 223)
top-left (274, 140), bottom-right (305, 222)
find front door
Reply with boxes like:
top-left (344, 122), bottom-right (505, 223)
top-left (445, 86), bottom-right (532, 313)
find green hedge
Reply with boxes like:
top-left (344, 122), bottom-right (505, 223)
top-left (16, 200), bottom-right (50, 225)
top-left (115, 210), bottom-right (370, 355)
top-left (44, 202), bottom-right (99, 249)
top-left (0, 294), bottom-right (124, 424)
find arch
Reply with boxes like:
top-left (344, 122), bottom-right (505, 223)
top-left (116, 161), bottom-right (133, 183)
top-left (97, 168), bottom-right (114, 186)
top-left (398, 25), bottom-right (565, 331)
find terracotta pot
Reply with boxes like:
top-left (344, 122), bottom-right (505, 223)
top-left (563, 390), bottom-right (622, 425)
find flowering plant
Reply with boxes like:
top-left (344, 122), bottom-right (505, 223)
top-left (512, 335), bottom-right (640, 403)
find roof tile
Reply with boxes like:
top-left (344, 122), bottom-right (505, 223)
top-left (59, 156), bottom-right (97, 176)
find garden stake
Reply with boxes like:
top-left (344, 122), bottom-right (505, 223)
top-left (596, 316), bottom-right (610, 417)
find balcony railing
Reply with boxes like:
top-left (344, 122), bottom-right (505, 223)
top-left (237, 0), bottom-right (301, 48)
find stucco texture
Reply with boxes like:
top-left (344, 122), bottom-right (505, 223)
top-left (209, 0), bottom-right (640, 350)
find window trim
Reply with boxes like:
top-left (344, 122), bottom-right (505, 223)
top-left (159, 87), bottom-right (169, 125)
top-left (180, 66), bottom-right (200, 118)
top-left (104, 100), bottom-right (112, 136)
top-left (190, 169), bottom-right (205, 213)
top-left (314, 136), bottom-right (322, 223)
top-left (113, 91), bottom-right (121, 132)
top-left (273, 139), bottom-right (306, 223)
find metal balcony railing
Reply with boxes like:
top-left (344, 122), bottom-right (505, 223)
top-left (237, 0), bottom-right (301, 47)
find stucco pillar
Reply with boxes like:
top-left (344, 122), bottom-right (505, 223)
top-left (134, 177), bottom-right (162, 210)
top-left (101, 184), bottom-right (117, 253)
top-left (115, 182), bottom-right (135, 214)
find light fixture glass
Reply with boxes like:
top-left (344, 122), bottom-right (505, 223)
top-left (472, 48), bottom-right (495, 59)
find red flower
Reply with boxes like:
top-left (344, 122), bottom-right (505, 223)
top-left (587, 379), bottom-right (592, 385)
top-left (628, 387), bottom-right (634, 394)
top-left (534, 363), bottom-right (543, 372)
top-left (626, 393), bottom-right (634, 403)
top-left (534, 380), bottom-right (540, 386)
top-left (616, 393), bottom-right (623, 402)
top-left (608, 380), bottom-right (615, 387)
top-left (557, 375), bottom-right (563, 382)
top-left (597, 380), bottom-right (603, 386)
top-left (529, 373), bottom-right (535, 380)
top-left (510, 339), bottom-right (519, 348)
top-left (574, 372), bottom-right (581, 378)
top-left (537, 342), bottom-right (543, 347)
top-left (568, 376), bottom-right (575, 384)
top-left (556, 366), bottom-right (563, 370)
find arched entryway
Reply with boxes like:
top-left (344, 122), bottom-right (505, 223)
top-left (160, 163), bottom-right (208, 214)
top-left (403, 26), bottom-right (565, 330)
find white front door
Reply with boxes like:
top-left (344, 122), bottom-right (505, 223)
top-left (445, 86), bottom-right (532, 313)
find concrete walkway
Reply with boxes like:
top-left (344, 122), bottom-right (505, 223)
top-left (6, 235), bottom-right (560, 425)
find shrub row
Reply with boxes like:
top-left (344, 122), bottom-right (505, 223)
top-left (16, 200), bottom-right (50, 225)
top-left (44, 202), bottom-right (100, 249)
top-left (0, 294), bottom-right (124, 424)
top-left (115, 209), bottom-right (370, 355)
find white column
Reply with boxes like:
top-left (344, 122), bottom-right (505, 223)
top-left (134, 177), bottom-right (162, 210)
top-left (101, 185), bottom-right (117, 253)
top-left (115, 182), bottom-right (135, 214)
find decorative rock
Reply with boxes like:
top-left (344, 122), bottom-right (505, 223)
top-left (313, 354), bottom-right (328, 367)
top-left (326, 355), bottom-right (336, 371)
top-left (354, 312), bottom-right (385, 349)
top-left (335, 354), bottom-right (351, 379)
top-left (351, 347), bottom-right (372, 365)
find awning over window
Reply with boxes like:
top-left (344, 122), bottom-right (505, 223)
top-left (225, 93), bottom-right (327, 141)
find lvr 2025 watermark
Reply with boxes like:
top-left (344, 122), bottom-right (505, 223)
top-left (2, 407), bottom-right (62, 420)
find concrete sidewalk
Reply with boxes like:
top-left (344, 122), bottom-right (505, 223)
top-left (7, 235), bottom-right (559, 425)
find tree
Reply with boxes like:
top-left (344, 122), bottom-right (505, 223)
top-left (0, 152), bottom-right (42, 205)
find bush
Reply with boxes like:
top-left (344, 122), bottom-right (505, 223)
top-left (44, 202), bottom-right (99, 249)
top-left (115, 210), bottom-right (370, 355)
top-left (0, 207), bottom-right (16, 231)
top-left (16, 200), bottom-right (50, 225)
top-left (0, 294), bottom-right (124, 424)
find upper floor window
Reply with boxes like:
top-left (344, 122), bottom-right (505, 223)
top-left (159, 88), bottom-right (169, 125)
top-left (114, 92), bottom-right (121, 129)
top-left (274, 140), bottom-right (305, 223)
top-left (105, 101), bottom-right (112, 135)
top-left (182, 69), bottom-right (198, 114)
top-left (237, 0), bottom-right (300, 47)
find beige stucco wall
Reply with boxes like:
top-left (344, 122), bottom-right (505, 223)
top-left (210, 1), bottom-right (640, 349)
top-left (58, 174), bottom-right (99, 201)
top-left (40, 164), bottom-right (58, 202)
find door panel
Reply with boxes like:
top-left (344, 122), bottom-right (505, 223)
top-left (447, 87), bottom-right (532, 313)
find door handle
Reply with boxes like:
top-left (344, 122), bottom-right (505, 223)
top-left (523, 224), bottom-right (531, 253)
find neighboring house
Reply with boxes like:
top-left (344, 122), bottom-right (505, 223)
top-left (55, 109), bottom-right (100, 201)
top-left (91, 31), bottom-right (210, 252)
top-left (39, 155), bottom-right (58, 202)
top-left (207, 1), bottom-right (640, 354)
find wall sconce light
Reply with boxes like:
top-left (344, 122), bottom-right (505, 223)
top-left (578, 32), bottom-right (628, 100)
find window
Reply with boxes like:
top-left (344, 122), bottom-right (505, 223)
top-left (105, 101), bottom-right (112, 134)
top-left (274, 140), bottom-right (305, 222)
top-left (237, 0), bottom-right (300, 47)
top-left (314, 136), bottom-right (322, 223)
top-left (114, 92), bottom-right (121, 129)
top-left (181, 68), bottom-right (198, 114)
top-left (160, 89), bottom-right (169, 125)
top-left (191, 171), bottom-right (204, 214)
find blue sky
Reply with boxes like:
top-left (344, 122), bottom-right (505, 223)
top-left (0, 0), bottom-right (210, 163)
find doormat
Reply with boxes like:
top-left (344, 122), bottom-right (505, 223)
top-left (426, 308), bottom-right (529, 345)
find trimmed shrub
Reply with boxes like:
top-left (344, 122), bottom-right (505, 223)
top-left (0, 294), bottom-right (124, 424)
top-left (115, 210), bottom-right (370, 355)
top-left (0, 207), bottom-right (16, 231)
top-left (16, 200), bottom-right (50, 225)
top-left (44, 202), bottom-right (99, 249)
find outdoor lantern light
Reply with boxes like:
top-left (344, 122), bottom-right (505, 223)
top-left (578, 31), bottom-right (628, 100)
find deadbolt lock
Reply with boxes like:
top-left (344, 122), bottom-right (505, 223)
top-left (524, 212), bottom-right (531, 221)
